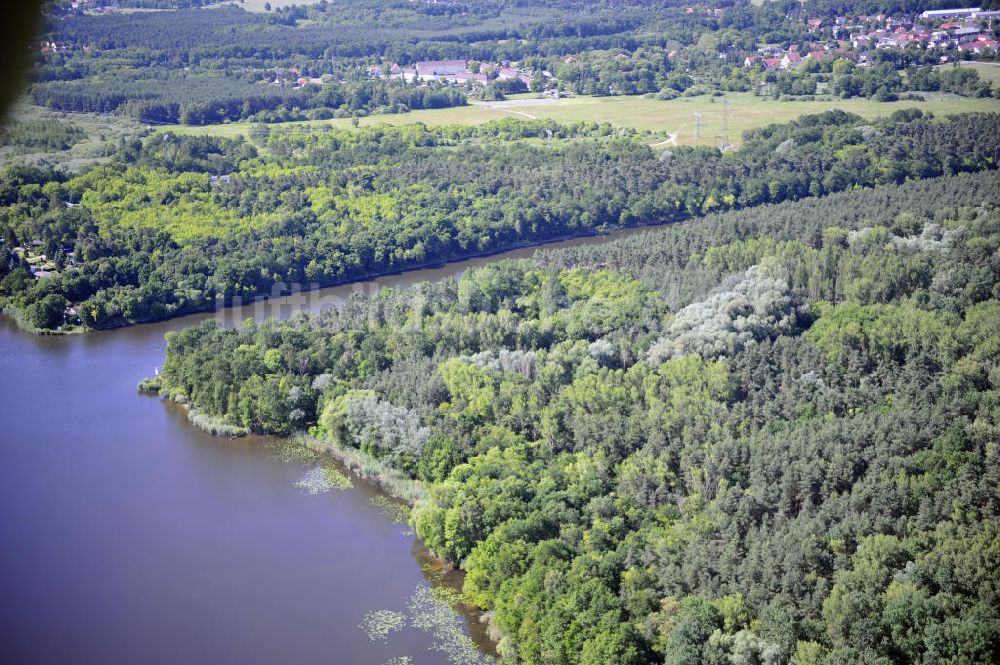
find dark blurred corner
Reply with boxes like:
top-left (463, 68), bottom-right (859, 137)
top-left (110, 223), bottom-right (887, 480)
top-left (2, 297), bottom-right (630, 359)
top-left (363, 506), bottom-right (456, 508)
top-left (2, 1), bottom-right (44, 119)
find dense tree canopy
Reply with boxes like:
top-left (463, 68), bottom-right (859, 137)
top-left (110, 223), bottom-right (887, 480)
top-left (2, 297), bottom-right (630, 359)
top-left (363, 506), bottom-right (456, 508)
top-left (3, 110), bottom-right (998, 331)
top-left (33, 0), bottom-right (997, 128)
top-left (8, 3), bottom-right (1000, 663)
top-left (148, 170), bottom-right (1000, 664)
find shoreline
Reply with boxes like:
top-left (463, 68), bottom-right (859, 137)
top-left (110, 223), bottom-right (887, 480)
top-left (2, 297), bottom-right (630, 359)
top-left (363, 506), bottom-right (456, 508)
top-left (139, 386), bottom-right (502, 653)
top-left (300, 433), bottom-right (504, 656)
top-left (0, 219), bottom-right (672, 337)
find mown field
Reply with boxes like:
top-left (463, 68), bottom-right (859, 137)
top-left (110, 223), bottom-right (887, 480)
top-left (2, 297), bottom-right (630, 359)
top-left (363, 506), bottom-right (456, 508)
top-left (939, 61), bottom-right (1000, 87)
top-left (205, 0), bottom-right (324, 13)
top-left (166, 91), bottom-right (1000, 145)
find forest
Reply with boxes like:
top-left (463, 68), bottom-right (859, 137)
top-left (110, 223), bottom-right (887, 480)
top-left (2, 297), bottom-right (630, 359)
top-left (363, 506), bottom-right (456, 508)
top-left (4, 2), bottom-right (999, 664)
top-left (145, 169), bottom-right (1000, 664)
top-left (31, 75), bottom-right (468, 125)
top-left (2, 110), bottom-right (999, 331)
top-left (31, 0), bottom-right (999, 126)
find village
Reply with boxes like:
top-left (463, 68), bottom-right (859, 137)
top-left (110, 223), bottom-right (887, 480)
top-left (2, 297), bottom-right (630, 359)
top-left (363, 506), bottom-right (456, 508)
top-left (365, 60), bottom-right (542, 90)
top-left (41, 2), bottom-right (1000, 85)
top-left (745, 6), bottom-right (999, 71)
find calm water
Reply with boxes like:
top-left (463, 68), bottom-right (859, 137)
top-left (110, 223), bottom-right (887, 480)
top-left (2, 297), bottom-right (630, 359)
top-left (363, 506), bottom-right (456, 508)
top-left (0, 227), bottom-right (648, 665)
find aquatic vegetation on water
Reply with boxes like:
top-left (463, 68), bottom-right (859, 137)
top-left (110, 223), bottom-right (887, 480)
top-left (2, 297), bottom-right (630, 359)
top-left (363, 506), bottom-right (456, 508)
top-left (136, 376), bottom-right (161, 394)
top-left (293, 464), bottom-right (352, 494)
top-left (370, 496), bottom-right (411, 525)
top-left (319, 439), bottom-right (428, 504)
top-left (263, 439), bottom-right (353, 492)
top-left (360, 610), bottom-right (407, 641)
top-left (419, 564), bottom-right (468, 606)
top-left (407, 586), bottom-right (494, 665)
top-left (265, 439), bottom-right (321, 464)
top-left (359, 584), bottom-right (493, 665)
top-left (187, 408), bottom-right (249, 437)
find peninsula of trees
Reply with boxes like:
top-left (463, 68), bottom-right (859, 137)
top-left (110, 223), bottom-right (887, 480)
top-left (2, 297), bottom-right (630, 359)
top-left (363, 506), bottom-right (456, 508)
top-left (3, 110), bottom-right (999, 331)
top-left (146, 170), bottom-right (1000, 664)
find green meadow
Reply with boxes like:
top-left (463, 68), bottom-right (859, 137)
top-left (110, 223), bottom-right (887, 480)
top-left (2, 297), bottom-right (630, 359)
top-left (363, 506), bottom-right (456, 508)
top-left (166, 91), bottom-right (1000, 145)
top-left (939, 61), bottom-right (1000, 87)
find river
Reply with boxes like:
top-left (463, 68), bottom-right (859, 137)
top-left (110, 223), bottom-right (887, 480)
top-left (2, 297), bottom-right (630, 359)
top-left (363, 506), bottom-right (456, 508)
top-left (0, 226), bottom-right (650, 665)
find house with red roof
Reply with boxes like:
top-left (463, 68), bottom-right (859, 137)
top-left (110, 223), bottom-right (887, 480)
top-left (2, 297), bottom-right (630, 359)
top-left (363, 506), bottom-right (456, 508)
top-left (781, 52), bottom-right (803, 68)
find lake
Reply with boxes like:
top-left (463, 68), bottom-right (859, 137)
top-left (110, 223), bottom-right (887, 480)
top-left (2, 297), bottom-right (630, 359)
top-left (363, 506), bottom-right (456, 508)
top-left (0, 226), bottom-right (649, 665)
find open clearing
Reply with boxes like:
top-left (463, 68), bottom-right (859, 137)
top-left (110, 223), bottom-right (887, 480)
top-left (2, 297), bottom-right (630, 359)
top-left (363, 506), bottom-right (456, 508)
top-left (937, 61), bottom-right (1000, 87)
top-left (166, 92), bottom-right (1000, 145)
top-left (205, 0), bottom-right (324, 12)
top-left (0, 104), bottom-right (147, 172)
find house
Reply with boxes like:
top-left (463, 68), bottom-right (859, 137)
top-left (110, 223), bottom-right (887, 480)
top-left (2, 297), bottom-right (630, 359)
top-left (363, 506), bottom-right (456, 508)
top-left (497, 67), bottom-right (519, 79)
top-left (389, 64), bottom-right (418, 81)
top-left (806, 50), bottom-right (826, 60)
top-left (958, 40), bottom-right (998, 54)
top-left (953, 27), bottom-right (980, 42)
top-left (921, 8), bottom-right (983, 20)
top-left (415, 59), bottom-right (467, 78)
top-left (781, 52), bottom-right (803, 68)
top-left (807, 19), bottom-right (824, 31)
top-left (449, 72), bottom-right (488, 85)
top-left (366, 64), bottom-right (383, 77)
top-left (744, 55), bottom-right (759, 68)
top-left (762, 57), bottom-right (782, 70)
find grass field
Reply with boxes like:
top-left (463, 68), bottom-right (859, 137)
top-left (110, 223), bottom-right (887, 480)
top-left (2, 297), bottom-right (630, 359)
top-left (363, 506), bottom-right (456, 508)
top-left (937, 61), bottom-right (1000, 87)
top-left (205, 0), bottom-right (323, 13)
top-left (166, 92), bottom-right (1000, 146)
